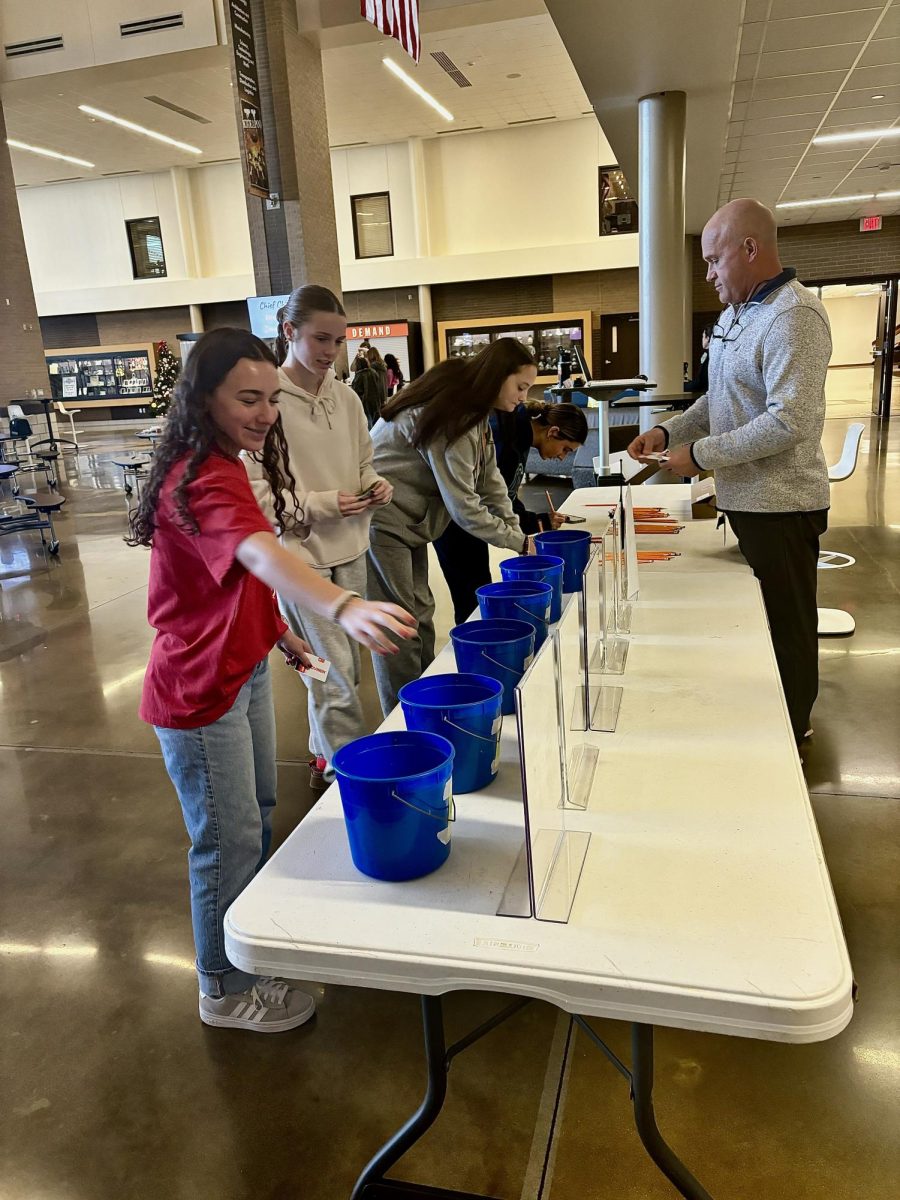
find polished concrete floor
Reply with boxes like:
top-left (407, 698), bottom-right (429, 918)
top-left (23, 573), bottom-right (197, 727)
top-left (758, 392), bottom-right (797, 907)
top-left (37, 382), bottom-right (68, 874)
top-left (1, 415), bottom-right (898, 1199)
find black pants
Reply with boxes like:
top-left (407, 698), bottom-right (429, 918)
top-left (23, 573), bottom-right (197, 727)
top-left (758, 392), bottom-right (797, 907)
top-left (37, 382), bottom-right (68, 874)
top-left (725, 509), bottom-right (828, 743)
top-left (433, 521), bottom-right (491, 626)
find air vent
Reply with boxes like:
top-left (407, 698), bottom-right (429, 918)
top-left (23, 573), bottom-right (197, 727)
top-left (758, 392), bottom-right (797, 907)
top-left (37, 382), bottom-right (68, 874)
top-left (145, 95), bottom-right (211, 124)
top-left (508, 116), bottom-right (554, 126)
top-left (4, 34), bottom-right (64, 58)
top-left (101, 170), bottom-right (141, 177)
top-left (430, 51), bottom-right (472, 88)
top-left (199, 157), bottom-right (240, 165)
top-left (437, 126), bottom-right (483, 135)
top-left (120, 13), bottom-right (184, 37)
top-left (330, 141), bottom-right (369, 149)
top-left (46, 176), bottom-right (82, 183)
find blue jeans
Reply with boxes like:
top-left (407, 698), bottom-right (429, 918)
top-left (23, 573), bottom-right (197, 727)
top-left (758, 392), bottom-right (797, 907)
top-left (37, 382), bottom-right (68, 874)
top-left (155, 659), bottom-right (276, 997)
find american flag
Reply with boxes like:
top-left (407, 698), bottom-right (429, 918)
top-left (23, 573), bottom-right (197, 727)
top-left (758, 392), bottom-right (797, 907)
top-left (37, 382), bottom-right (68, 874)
top-left (360, 0), bottom-right (420, 64)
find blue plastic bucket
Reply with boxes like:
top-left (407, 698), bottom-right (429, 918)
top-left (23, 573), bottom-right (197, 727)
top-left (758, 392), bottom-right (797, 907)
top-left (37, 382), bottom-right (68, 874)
top-left (476, 580), bottom-right (553, 648)
top-left (450, 619), bottom-right (535, 716)
top-left (400, 673), bottom-right (503, 794)
top-left (534, 529), bottom-right (592, 592)
top-left (499, 554), bottom-right (565, 622)
top-left (332, 731), bottom-right (455, 881)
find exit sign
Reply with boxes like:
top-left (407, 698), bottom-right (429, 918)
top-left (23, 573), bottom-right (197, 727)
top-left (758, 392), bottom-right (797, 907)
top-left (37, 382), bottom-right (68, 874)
top-left (860, 215), bottom-right (882, 232)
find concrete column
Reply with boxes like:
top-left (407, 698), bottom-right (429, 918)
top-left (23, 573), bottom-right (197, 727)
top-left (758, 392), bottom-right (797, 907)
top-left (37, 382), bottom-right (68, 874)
top-left (408, 138), bottom-right (432, 259)
top-left (0, 105), bottom-right (50, 403)
top-left (418, 284), bottom-right (435, 370)
top-left (170, 166), bottom-right (200, 278)
top-left (638, 91), bottom-right (686, 431)
top-left (189, 305), bottom-right (205, 333)
top-left (227, 0), bottom-right (342, 299)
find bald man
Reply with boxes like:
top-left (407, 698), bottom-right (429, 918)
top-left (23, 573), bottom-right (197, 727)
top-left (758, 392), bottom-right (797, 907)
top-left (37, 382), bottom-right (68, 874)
top-left (628, 199), bottom-right (831, 745)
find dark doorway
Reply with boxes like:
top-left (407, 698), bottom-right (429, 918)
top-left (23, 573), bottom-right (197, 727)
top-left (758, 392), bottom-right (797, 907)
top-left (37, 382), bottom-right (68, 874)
top-left (599, 312), bottom-right (640, 377)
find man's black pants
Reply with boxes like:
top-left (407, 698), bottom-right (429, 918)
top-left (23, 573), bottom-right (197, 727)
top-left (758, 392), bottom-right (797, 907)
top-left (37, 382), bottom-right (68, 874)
top-left (725, 509), bottom-right (828, 743)
top-left (433, 520), bottom-right (492, 626)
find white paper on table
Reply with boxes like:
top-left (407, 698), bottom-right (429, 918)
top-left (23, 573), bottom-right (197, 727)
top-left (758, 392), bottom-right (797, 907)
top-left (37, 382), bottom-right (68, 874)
top-left (692, 475), bottom-right (716, 503)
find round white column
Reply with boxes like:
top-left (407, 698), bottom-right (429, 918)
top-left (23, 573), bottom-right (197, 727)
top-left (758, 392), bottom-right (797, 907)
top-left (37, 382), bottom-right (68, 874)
top-left (638, 91), bottom-right (687, 432)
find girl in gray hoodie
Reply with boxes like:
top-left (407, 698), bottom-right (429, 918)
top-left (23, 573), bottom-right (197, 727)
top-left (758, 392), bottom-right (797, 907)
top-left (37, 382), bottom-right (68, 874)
top-left (367, 338), bottom-right (536, 714)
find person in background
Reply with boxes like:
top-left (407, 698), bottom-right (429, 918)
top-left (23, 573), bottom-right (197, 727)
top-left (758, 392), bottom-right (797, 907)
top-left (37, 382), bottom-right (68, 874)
top-left (350, 351), bottom-right (382, 428)
top-left (383, 352), bottom-right (405, 396)
top-left (245, 284), bottom-right (395, 792)
top-left (684, 325), bottom-right (713, 393)
top-left (129, 327), bottom-right (414, 1032)
top-left (435, 399), bottom-right (588, 625)
top-left (365, 345), bottom-right (389, 413)
top-left (367, 338), bottom-right (536, 714)
top-left (628, 198), bottom-right (830, 746)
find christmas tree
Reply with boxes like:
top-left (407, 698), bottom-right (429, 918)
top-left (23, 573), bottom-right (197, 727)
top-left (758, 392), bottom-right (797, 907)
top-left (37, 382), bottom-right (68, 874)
top-left (151, 340), bottom-right (180, 417)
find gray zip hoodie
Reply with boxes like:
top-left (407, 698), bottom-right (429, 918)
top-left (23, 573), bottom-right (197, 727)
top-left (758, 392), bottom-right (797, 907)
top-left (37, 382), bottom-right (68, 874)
top-left (661, 271), bottom-right (831, 513)
top-left (369, 406), bottom-right (524, 552)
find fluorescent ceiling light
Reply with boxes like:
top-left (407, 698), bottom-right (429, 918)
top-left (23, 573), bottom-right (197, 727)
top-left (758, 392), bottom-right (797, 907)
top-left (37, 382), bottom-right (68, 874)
top-left (7, 138), bottom-right (94, 169)
top-left (813, 127), bottom-right (900, 145)
top-left (78, 104), bottom-right (202, 154)
top-left (776, 193), bottom-right (874, 209)
top-left (875, 190), bottom-right (900, 199)
top-left (382, 58), bottom-right (453, 122)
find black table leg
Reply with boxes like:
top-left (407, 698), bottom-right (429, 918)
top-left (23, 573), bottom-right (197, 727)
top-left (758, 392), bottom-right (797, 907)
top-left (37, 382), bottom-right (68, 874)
top-left (630, 1024), bottom-right (714, 1200)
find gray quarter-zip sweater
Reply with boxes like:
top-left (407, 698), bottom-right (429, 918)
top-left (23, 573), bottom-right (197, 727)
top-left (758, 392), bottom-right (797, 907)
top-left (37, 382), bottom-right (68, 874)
top-left (369, 406), bottom-right (524, 552)
top-left (661, 271), bottom-right (831, 513)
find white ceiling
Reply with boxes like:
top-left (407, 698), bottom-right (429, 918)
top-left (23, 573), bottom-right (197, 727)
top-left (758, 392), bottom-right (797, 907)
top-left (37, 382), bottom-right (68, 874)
top-left (3, 0), bottom-right (898, 236)
top-left (545, 0), bottom-right (900, 230)
top-left (3, 46), bottom-right (238, 186)
top-left (722, 0), bottom-right (900, 225)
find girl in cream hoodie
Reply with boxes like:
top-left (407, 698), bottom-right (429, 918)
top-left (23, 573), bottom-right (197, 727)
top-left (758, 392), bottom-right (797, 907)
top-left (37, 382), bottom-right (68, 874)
top-left (245, 285), bottom-right (394, 790)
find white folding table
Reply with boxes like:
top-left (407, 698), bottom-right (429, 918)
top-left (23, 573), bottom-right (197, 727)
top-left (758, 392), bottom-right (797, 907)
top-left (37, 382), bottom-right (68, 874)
top-left (225, 486), bottom-right (852, 1200)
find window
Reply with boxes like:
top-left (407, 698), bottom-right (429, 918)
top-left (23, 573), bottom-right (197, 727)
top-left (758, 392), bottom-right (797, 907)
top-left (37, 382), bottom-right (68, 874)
top-left (126, 216), bottom-right (167, 279)
top-left (351, 192), bottom-right (393, 259)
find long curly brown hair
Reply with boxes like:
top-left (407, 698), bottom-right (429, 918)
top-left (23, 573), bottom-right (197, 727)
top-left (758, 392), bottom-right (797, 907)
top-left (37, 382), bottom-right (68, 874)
top-left (127, 328), bottom-right (298, 547)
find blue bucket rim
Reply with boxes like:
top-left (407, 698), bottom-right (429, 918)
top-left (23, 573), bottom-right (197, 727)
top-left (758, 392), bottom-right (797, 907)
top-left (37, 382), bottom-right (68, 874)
top-left (450, 618), bottom-right (535, 643)
top-left (399, 672), bottom-right (503, 709)
top-left (333, 730), bottom-right (455, 782)
top-left (476, 580), bottom-right (553, 598)
top-left (500, 554), bottom-right (565, 572)
top-left (535, 529), bottom-right (592, 542)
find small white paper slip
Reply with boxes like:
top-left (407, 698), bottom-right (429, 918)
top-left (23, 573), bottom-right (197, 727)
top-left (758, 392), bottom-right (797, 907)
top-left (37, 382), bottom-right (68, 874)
top-left (642, 451), bottom-right (669, 462)
top-left (297, 655), bottom-right (331, 683)
top-left (491, 715), bottom-right (502, 735)
top-left (691, 475), bottom-right (716, 503)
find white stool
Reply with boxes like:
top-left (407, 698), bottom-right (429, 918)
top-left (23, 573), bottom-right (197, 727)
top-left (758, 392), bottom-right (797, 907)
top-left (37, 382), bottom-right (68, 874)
top-left (55, 401), bottom-right (81, 448)
top-left (818, 422), bottom-right (865, 638)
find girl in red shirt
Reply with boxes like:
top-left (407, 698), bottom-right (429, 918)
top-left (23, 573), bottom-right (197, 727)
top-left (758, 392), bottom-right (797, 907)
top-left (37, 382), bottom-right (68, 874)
top-left (129, 328), bottom-right (414, 1033)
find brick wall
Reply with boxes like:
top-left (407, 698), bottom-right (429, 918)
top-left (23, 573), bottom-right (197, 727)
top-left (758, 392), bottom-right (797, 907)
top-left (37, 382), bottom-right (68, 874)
top-left (431, 276), bottom-right (554, 323)
top-left (202, 301), bottom-right (252, 330)
top-left (690, 215), bottom-right (900, 310)
top-left (40, 314), bottom-right (101, 349)
top-left (96, 307), bottom-right (192, 352)
top-left (343, 288), bottom-right (422, 323)
top-left (0, 111), bottom-right (52, 403)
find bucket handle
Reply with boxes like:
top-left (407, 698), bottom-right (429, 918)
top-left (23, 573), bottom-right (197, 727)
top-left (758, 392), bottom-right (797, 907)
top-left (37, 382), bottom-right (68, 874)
top-left (514, 601), bottom-right (550, 622)
top-left (391, 789), bottom-right (456, 823)
top-left (442, 713), bottom-right (499, 744)
top-left (480, 649), bottom-right (523, 674)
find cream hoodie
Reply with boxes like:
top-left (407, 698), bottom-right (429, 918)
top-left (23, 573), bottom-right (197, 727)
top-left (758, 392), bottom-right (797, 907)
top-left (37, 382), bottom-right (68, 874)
top-left (244, 367), bottom-right (383, 569)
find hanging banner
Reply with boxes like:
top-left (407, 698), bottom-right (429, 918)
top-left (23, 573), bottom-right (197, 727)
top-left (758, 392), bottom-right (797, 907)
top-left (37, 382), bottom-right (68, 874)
top-left (228, 0), bottom-right (269, 199)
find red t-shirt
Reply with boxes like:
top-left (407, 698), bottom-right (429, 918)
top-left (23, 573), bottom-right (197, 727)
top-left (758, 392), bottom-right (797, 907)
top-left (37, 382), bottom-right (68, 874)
top-left (139, 450), bottom-right (287, 729)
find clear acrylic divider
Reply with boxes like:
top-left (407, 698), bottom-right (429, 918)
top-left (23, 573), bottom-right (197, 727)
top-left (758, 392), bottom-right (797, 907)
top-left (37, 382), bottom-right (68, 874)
top-left (513, 628), bottom-right (590, 923)
top-left (623, 483), bottom-right (641, 601)
top-left (594, 523), bottom-right (629, 675)
top-left (580, 543), bottom-right (624, 732)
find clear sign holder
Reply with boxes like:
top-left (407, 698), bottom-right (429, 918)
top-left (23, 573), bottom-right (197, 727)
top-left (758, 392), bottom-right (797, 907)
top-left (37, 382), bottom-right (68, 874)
top-left (575, 543), bottom-right (624, 731)
top-left (498, 625), bottom-right (590, 924)
top-left (590, 524), bottom-right (629, 676)
top-left (555, 594), bottom-right (602, 805)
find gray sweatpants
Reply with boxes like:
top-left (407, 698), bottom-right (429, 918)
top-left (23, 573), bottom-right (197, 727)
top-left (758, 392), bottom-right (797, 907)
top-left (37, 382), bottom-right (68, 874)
top-left (279, 553), bottom-right (368, 783)
top-left (366, 536), bottom-right (436, 716)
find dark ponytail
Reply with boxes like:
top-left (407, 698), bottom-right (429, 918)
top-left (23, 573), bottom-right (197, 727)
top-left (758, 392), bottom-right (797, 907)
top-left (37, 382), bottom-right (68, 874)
top-left (524, 399), bottom-right (588, 445)
top-left (275, 284), bottom-right (346, 365)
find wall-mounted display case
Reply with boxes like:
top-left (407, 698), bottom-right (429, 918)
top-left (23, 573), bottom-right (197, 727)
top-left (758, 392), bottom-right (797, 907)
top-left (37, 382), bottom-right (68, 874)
top-left (437, 311), bottom-right (592, 384)
top-left (45, 345), bottom-right (155, 402)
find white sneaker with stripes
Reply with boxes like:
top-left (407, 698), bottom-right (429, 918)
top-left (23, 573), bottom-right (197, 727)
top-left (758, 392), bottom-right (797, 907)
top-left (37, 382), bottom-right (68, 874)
top-left (199, 977), bottom-right (316, 1033)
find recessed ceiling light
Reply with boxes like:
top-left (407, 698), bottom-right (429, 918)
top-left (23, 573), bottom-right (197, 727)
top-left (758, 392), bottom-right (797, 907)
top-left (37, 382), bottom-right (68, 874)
top-left (382, 58), bottom-right (453, 122)
top-left (813, 127), bottom-right (900, 145)
top-left (506, 73), bottom-right (521, 79)
top-left (6, 138), bottom-right (94, 169)
top-left (776, 193), bottom-right (874, 209)
top-left (77, 104), bottom-right (202, 154)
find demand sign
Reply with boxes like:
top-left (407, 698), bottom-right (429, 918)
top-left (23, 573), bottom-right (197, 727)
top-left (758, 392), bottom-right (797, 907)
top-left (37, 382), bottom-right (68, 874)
top-left (229, 0), bottom-right (269, 200)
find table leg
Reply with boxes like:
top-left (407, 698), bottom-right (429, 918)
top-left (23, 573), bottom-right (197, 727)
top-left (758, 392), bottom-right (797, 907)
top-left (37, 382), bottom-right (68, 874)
top-left (630, 1024), bottom-right (714, 1200)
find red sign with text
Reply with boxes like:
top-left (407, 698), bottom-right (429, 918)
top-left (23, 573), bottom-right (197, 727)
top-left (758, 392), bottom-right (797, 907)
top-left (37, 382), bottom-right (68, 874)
top-left (348, 323), bottom-right (409, 340)
top-left (860, 215), bottom-right (882, 232)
